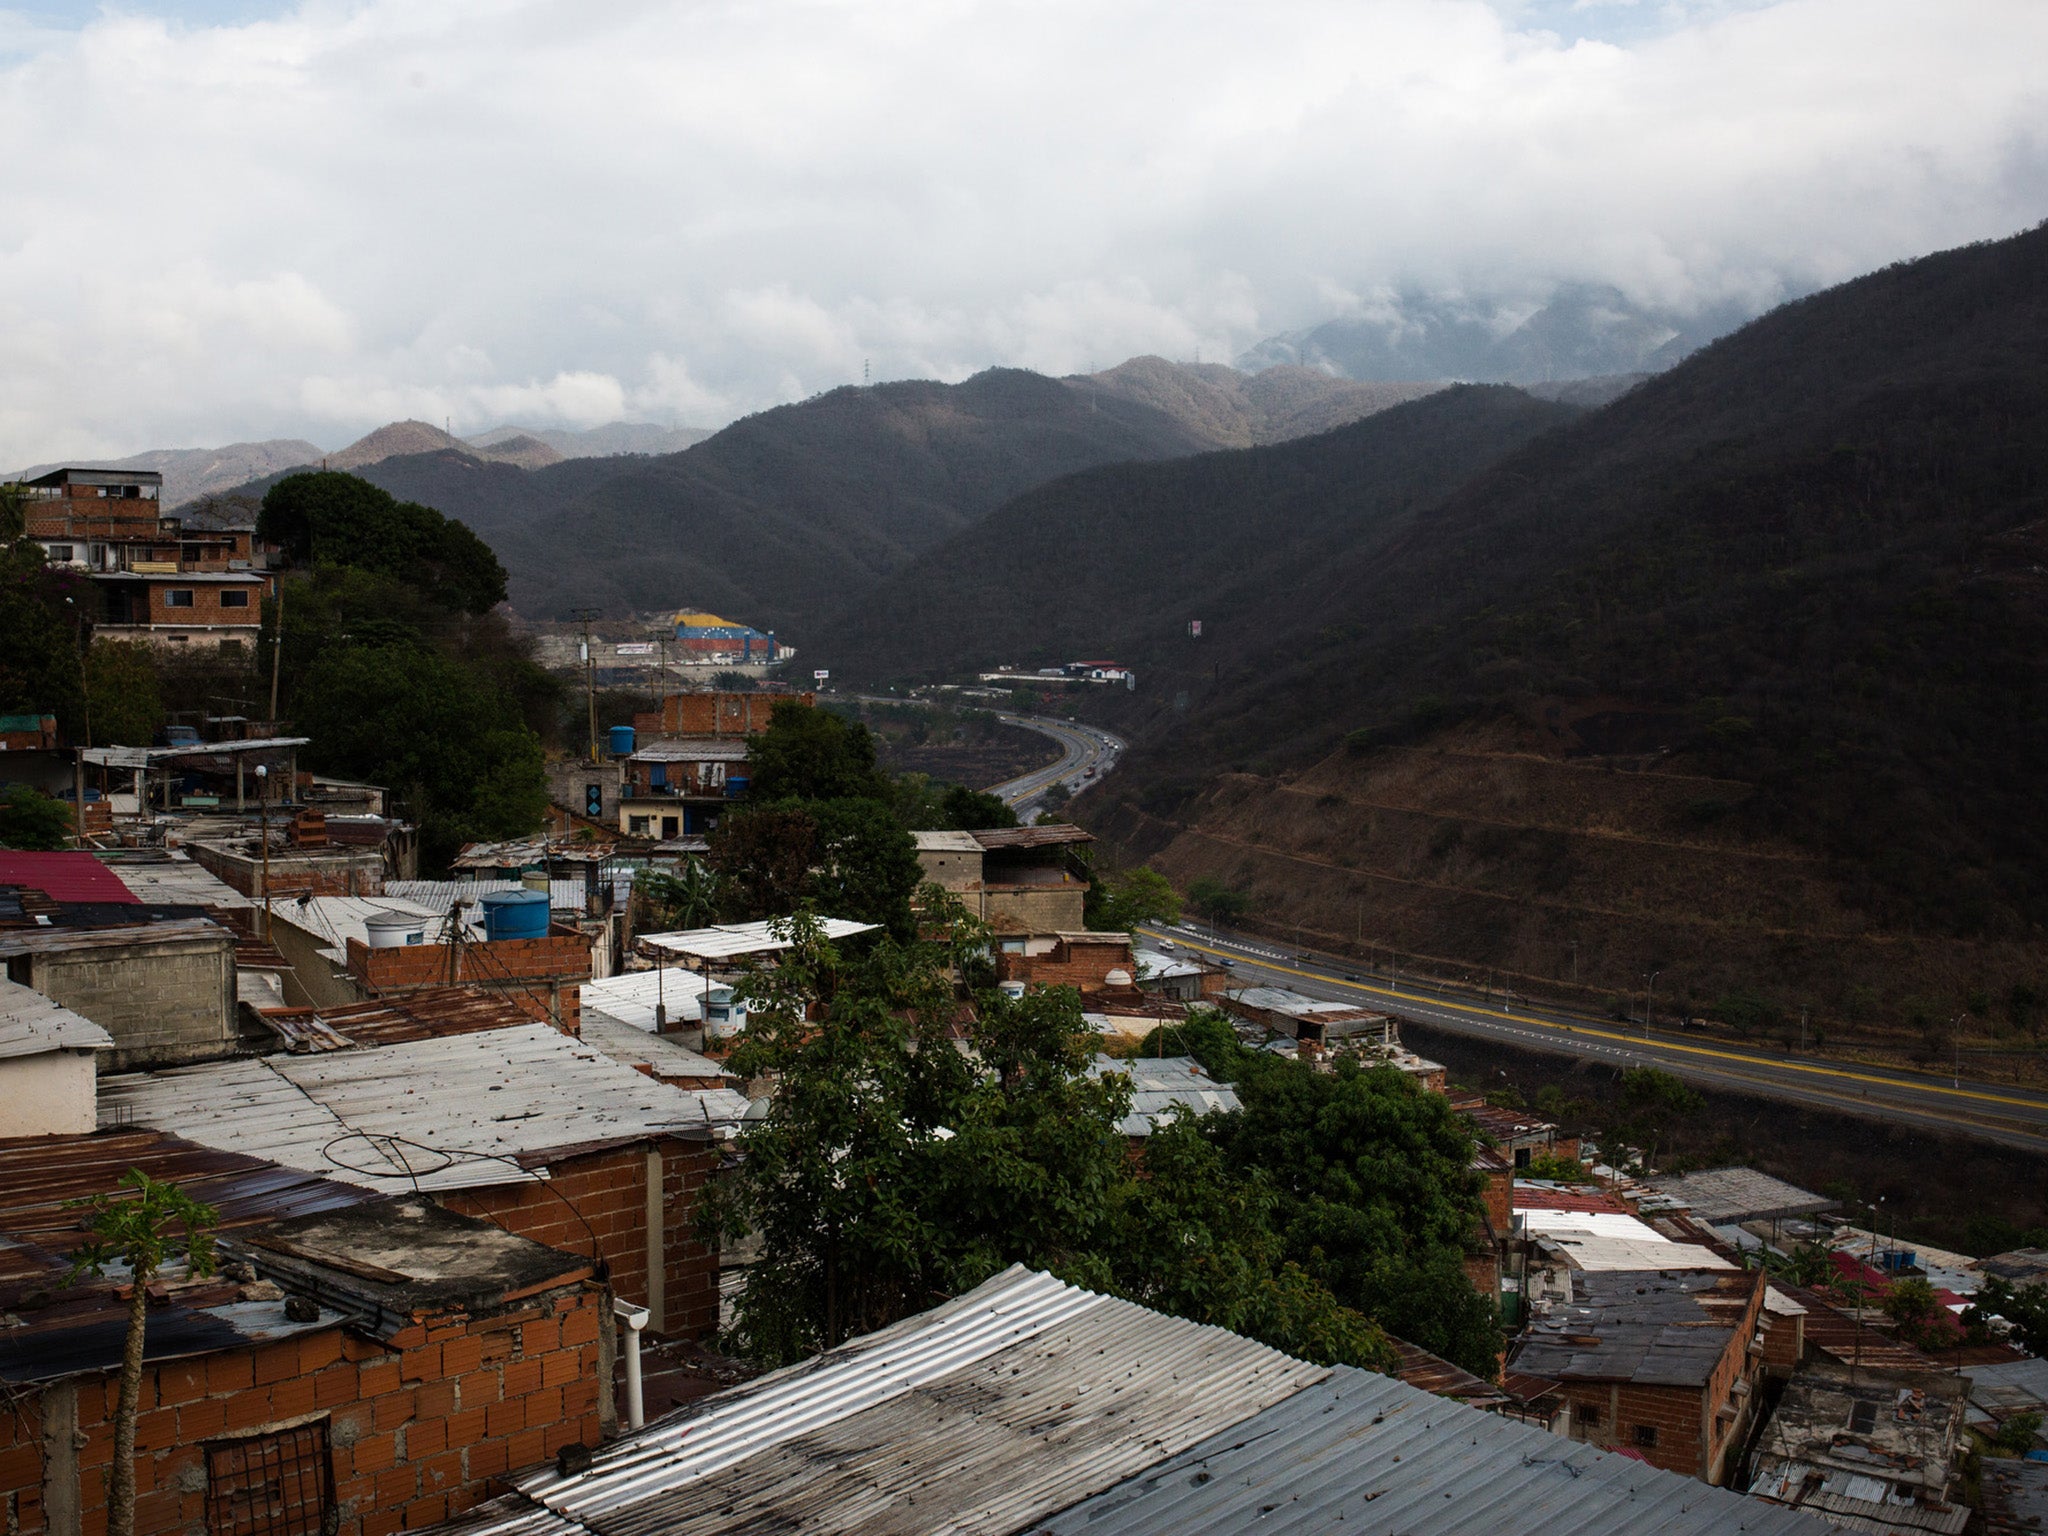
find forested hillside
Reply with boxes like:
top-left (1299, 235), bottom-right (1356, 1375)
top-left (814, 386), bottom-right (1578, 682)
top-left (1060, 223), bottom-right (2048, 1034)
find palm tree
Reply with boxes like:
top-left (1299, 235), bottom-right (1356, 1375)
top-left (69, 1170), bottom-right (219, 1536)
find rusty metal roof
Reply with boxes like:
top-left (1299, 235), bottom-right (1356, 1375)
top-left (970, 824), bottom-right (1093, 850)
top-left (0, 915), bottom-right (227, 959)
top-left (0, 1128), bottom-right (372, 1384)
top-left (1390, 1336), bottom-right (1511, 1408)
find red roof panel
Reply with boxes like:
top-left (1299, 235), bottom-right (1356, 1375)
top-left (0, 853), bottom-right (139, 904)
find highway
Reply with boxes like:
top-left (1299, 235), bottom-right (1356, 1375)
top-left (987, 713), bottom-right (1124, 817)
top-left (1140, 923), bottom-right (2048, 1154)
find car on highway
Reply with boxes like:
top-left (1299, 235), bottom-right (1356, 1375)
top-left (1157, 939), bottom-right (1176, 950)
top-left (1217, 958), bottom-right (1235, 969)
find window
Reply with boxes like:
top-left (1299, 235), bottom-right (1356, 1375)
top-left (1514, 1146), bottom-right (1532, 1169)
top-left (204, 1420), bottom-right (335, 1536)
top-left (628, 816), bottom-right (650, 835)
top-left (1849, 1401), bottom-right (1878, 1435)
top-left (183, 543), bottom-right (204, 563)
top-left (44, 543), bottom-right (73, 562)
top-left (163, 589), bottom-right (195, 608)
top-left (1632, 1425), bottom-right (1658, 1449)
top-left (1578, 1404), bottom-right (1601, 1429)
top-left (220, 589), bottom-right (251, 608)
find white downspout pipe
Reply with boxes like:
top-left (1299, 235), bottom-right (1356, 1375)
top-left (614, 1298), bottom-right (650, 1430)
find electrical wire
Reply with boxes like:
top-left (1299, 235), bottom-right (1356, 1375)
top-left (318, 1129), bottom-right (611, 1281)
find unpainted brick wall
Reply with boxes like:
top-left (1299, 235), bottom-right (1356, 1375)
top-left (997, 936), bottom-right (1134, 990)
top-left (345, 934), bottom-right (592, 1032)
top-left (658, 693), bottom-right (811, 736)
top-left (440, 1140), bottom-right (719, 1340)
top-left (0, 1282), bottom-right (607, 1536)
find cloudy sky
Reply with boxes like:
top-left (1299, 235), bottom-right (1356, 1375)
top-left (0, 0), bottom-right (2041, 464)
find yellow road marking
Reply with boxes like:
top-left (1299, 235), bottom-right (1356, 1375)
top-left (1157, 932), bottom-right (2048, 1117)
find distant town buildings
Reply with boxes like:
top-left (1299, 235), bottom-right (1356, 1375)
top-left (19, 467), bottom-right (275, 648)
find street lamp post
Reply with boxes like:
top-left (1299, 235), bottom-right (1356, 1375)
top-left (254, 764), bottom-right (271, 941)
top-left (1643, 970), bottom-right (1661, 1040)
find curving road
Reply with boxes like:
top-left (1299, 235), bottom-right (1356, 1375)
top-left (987, 713), bottom-right (1124, 817)
top-left (1141, 923), bottom-right (2048, 1154)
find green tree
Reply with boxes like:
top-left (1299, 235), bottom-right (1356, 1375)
top-left (68, 1171), bottom-right (218, 1536)
top-left (1179, 1026), bottom-right (1502, 1374)
top-left (0, 545), bottom-right (86, 735)
top-left (704, 913), bottom-right (1415, 1376)
top-left (811, 798), bottom-right (924, 938)
top-left (1603, 1067), bottom-right (1705, 1173)
top-left (744, 701), bottom-right (892, 803)
top-left (1187, 876), bottom-right (1253, 924)
top-left (0, 784), bottom-right (75, 849)
top-left (289, 640), bottom-right (547, 866)
top-left (1994, 1409), bottom-right (2044, 1456)
top-left (710, 803), bottom-right (821, 921)
top-left (1088, 866), bottom-right (1183, 932)
top-left (259, 471), bottom-right (506, 614)
top-left (636, 862), bottom-right (723, 930)
top-left (1968, 1277), bottom-right (2048, 1355)
top-left (83, 640), bottom-right (163, 747)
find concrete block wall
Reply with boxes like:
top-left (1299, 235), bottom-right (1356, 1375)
top-left (28, 935), bottom-right (237, 1072)
top-left (440, 1141), bottom-right (719, 1339)
top-left (0, 1283), bottom-right (607, 1536)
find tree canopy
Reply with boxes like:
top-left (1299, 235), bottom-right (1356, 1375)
top-left (700, 912), bottom-right (1505, 1377)
top-left (259, 470), bottom-right (507, 615)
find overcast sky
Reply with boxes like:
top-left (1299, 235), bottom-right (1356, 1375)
top-left (0, 0), bottom-right (2041, 464)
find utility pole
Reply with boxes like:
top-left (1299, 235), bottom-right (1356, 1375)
top-left (255, 763), bottom-right (271, 941)
top-left (1643, 970), bottom-right (1661, 1039)
top-left (1800, 1006), bottom-right (1808, 1052)
top-left (1569, 940), bottom-right (1579, 989)
top-left (268, 580), bottom-right (284, 723)
top-left (575, 609), bottom-right (601, 764)
top-left (1953, 1013), bottom-right (1965, 1089)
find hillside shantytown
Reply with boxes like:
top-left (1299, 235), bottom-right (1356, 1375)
top-left (1, 419), bottom-right (2046, 1536)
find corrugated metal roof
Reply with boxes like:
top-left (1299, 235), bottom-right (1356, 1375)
top-left (576, 1016), bottom-right (735, 1084)
top-left (439, 1266), bottom-right (1326, 1536)
top-left (1982, 1460), bottom-right (2048, 1536)
top-left (1641, 1167), bottom-right (1835, 1224)
top-left (268, 895), bottom-right (465, 961)
top-left (0, 916), bottom-right (227, 959)
top-left (1512, 1269), bottom-right (1758, 1387)
top-left (0, 978), bottom-right (114, 1057)
top-left (1087, 1055), bottom-right (1241, 1136)
top-left (1391, 1336), bottom-right (1511, 1407)
top-left (92, 850), bottom-right (252, 908)
top-left (970, 825), bottom-right (1093, 849)
top-left (385, 879), bottom-right (588, 914)
top-left (451, 837), bottom-right (614, 868)
top-left (98, 1024), bottom-right (750, 1195)
top-left (1035, 1365), bottom-right (1837, 1536)
top-left (0, 851), bottom-right (141, 904)
top-left (640, 917), bottom-right (879, 961)
top-left (581, 968), bottom-right (724, 1031)
top-left (630, 740), bottom-right (751, 762)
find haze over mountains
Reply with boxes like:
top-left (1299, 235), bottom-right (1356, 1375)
top-left (1238, 282), bottom-right (1772, 385)
top-left (821, 222), bottom-right (2048, 1028)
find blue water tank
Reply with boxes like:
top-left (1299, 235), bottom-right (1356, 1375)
top-left (480, 889), bottom-right (550, 941)
top-left (725, 774), bottom-right (749, 800)
top-left (608, 725), bottom-right (636, 757)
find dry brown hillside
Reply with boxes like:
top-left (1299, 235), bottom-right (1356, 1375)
top-left (1088, 713), bottom-right (2048, 1074)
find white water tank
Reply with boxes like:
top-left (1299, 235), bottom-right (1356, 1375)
top-left (364, 912), bottom-right (425, 949)
top-left (999, 981), bottom-right (1028, 1000)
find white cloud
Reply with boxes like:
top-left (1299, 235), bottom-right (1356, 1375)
top-left (0, 0), bottom-right (2042, 466)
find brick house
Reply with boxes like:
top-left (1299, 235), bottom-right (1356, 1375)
top-left (19, 468), bottom-right (277, 650)
top-left (1509, 1266), bottom-right (1769, 1483)
top-left (0, 1130), bottom-right (614, 1536)
top-left (97, 999), bottom-right (746, 1340)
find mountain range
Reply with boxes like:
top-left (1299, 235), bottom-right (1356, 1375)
top-left (827, 222), bottom-right (2048, 1035)
top-left (7, 418), bottom-right (714, 507)
top-left (197, 357), bottom-right (1447, 627)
